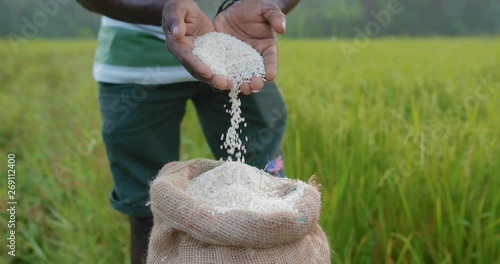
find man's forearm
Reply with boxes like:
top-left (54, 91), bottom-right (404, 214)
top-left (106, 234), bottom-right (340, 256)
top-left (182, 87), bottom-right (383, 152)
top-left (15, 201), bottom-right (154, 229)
top-left (76, 0), bottom-right (301, 25)
top-left (76, 0), bottom-right (168, 25)
top-left (273, 0), bottom-right (301, 14)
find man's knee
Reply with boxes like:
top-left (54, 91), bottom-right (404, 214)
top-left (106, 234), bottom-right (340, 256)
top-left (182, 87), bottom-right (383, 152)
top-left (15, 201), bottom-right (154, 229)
top-left (244, 106), bottom-right (287, 167)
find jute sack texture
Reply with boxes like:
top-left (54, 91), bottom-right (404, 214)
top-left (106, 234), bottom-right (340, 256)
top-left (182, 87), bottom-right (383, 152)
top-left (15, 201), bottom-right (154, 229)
top-left (147, 158), bottom-right (331, 264)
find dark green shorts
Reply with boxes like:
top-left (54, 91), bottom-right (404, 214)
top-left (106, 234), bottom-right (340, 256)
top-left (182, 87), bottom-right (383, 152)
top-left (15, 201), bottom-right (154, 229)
top-left (98, 81), bottom-right (287, 217)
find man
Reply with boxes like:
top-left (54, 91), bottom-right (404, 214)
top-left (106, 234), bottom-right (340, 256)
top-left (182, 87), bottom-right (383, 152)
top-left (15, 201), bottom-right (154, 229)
top-left (76, 0), bottom-right (300, 263)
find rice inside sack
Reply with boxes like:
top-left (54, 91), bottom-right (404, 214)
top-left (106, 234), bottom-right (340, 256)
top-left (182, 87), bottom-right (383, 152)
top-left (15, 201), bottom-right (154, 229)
top-left (187, 162), bottom-right (308, 214)
top-left (147, 159), bottom-right (331, 264)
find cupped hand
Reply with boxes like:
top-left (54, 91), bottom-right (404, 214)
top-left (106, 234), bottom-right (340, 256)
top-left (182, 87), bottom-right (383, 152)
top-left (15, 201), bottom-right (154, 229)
top-left (214, 0), bottom-right (286, 95)
top-left (162, 0), bottom-right (231, 90)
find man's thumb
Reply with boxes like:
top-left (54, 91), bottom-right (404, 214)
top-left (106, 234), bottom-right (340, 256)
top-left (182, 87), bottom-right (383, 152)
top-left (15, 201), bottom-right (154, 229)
top-left (162, 3), bottom-right (187, 40)
top-left (263, 3), bottom-right (286, 34)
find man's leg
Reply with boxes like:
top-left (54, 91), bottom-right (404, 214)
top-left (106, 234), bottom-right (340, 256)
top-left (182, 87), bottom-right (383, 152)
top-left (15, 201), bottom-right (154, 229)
top-left (129, 216), bottom-right (154, 264)
top-left (98, 82), bottom-right (196, 263)
top-left (192, 81), bottom-right (287, 176)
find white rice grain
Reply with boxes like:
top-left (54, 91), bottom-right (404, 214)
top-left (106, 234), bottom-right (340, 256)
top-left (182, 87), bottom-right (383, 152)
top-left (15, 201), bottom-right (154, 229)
top-left (193, 32), bottom-right (266, 162)
top-left (187, 162), bottom-right (307, 214)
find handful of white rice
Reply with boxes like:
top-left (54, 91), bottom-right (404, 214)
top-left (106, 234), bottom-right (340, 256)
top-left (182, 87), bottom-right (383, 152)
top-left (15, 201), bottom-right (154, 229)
top-left (192, 32), bottom-right (266, 87)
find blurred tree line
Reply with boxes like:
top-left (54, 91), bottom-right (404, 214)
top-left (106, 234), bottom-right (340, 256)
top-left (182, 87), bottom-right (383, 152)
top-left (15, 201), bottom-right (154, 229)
top-left (1, 0), bottom-right (499, 38)
top-left (0, 0), bottom-right (100, 38)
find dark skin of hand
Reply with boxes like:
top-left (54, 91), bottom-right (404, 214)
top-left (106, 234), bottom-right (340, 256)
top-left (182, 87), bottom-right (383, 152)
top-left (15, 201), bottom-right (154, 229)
top-left (162, 0), bottom-right (230, 89)
top-left (77, 0), bottom-right (300, 94)
top-left (214, 0), bottom-right (287, 94)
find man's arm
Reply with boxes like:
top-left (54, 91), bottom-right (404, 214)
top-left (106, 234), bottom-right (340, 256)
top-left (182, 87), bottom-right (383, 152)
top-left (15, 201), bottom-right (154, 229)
top-left (273, 0), bottom-right (301, 14)
top-left (76, 0), bottom-right (166, 25)
top-left (78, 0), bottom-right (230, 89)
top-left (77, 0), bottom-right (301, 91)
top-left (76, 0), bottom-right (301, 26)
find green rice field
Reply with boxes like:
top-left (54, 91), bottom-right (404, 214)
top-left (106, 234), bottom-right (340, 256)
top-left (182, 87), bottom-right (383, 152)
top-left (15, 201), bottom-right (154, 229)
top-left (0, 37), bottom-right (499, 263)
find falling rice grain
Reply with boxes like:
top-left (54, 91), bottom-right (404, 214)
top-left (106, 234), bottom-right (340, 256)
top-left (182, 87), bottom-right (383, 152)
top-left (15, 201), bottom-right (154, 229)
top-left (193, 32), bottom-right (265, 162)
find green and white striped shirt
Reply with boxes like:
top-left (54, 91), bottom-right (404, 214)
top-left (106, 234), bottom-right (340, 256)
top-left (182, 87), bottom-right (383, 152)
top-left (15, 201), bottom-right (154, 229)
top-left (93, 1), bottom-right (222, 85)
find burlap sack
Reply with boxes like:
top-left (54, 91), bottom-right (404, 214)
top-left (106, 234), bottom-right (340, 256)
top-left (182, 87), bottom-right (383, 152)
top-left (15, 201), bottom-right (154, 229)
top-left (147, 158), bottom-right (331, 264)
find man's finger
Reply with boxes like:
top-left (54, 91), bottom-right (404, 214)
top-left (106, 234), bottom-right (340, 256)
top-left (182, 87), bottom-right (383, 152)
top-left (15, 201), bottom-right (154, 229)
top-left (249, 76), bottom-right (264, 92)
top-left (167, 38), bottom-right (213, 81)
top-left (261, 45), bottom-right (278, 81)
top-left (210, 74), bottom-right (229, 90)
top-left (226, 79), bottom-right (234, 90)
top-left (180, 49), bottom-right (213, 80)
top-left (240, 82), bottom-right (252, 95)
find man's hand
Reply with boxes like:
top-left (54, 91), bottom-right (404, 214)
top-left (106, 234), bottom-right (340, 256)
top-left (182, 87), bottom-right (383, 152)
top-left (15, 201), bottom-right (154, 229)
top-left (214, 0), bottom-right (287, 95)
top-left (163, 0), bottom-right (231, 89)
